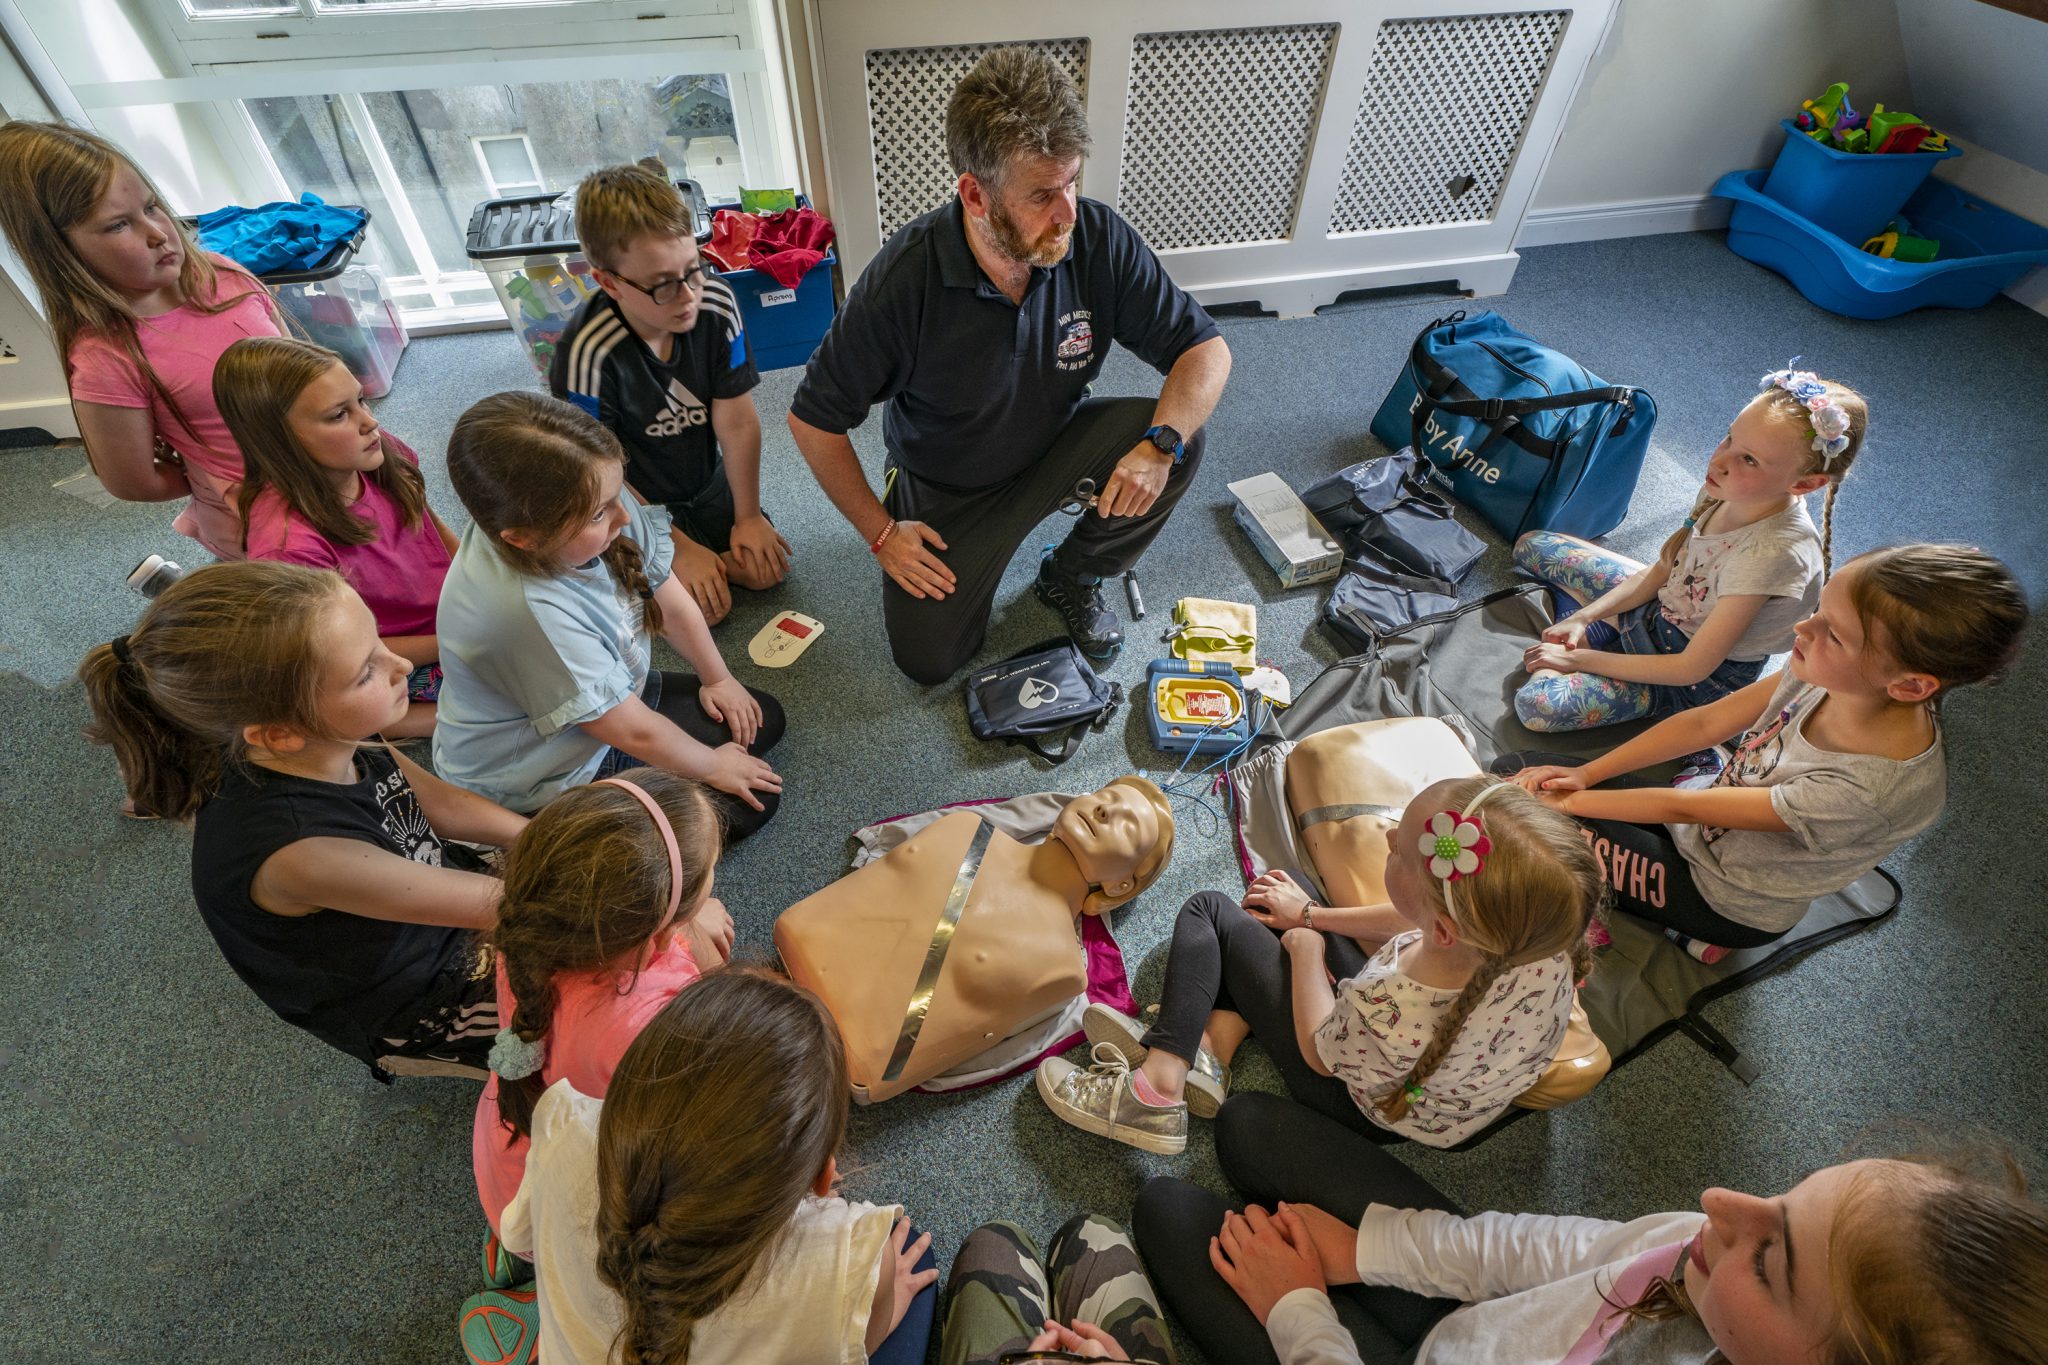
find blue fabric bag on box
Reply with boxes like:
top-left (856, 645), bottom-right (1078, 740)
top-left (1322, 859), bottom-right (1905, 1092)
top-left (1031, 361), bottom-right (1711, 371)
top-left (1370, 311), bottom-right (1655, 541)
top-left (195, 193), bottom-right (366, 276)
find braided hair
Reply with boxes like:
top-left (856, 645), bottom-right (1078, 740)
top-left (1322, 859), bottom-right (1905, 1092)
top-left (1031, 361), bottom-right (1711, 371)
top-left (446, 390), bottom-right (665, 634)
top-left (1375, 777), bottom-right (1607, 1123)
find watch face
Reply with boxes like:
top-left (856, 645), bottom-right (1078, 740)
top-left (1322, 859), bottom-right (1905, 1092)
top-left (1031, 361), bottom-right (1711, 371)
top-left (1150, 426), bottom-right (1180, 453)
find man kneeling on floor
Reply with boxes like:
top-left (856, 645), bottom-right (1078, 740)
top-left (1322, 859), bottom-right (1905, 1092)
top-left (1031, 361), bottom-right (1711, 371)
top-left (787, 46), bottom-right (1232, 682)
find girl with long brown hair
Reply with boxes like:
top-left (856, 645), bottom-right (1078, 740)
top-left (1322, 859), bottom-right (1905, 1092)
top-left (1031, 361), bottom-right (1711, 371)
top-left (1137, 1119), bottom-right (2048, 1365)
top-left (0, 120), bottom-right (286, 559)
top-left (499, 968), bottom-right (940, 1364)
top-left (1038, 777), bottom-right (1604, 1154)
top-left (472, 770), bottom-right (729, 1239)
top-left (216, 336), bottom-right (457, 738)
top-left (433, 392), bottom-right (785, 838)
top-left (77, 562), bottom-right (526, 1078)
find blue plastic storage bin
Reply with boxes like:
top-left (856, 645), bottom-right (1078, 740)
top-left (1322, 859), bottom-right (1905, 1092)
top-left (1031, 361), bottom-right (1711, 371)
top-left (709, 199), bottom-right (837, 373)
top-left (1758, 119), bottom-right (1960, 243)
top-left (1712, 169), bottom-right (2048, 320)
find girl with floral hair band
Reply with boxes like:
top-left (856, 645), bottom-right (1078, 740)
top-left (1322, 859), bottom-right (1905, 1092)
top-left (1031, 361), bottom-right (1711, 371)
top-left (1508, 361), bottom-right (1868, 736)
top-left (1036, 775), bottom-right (1605, 1153)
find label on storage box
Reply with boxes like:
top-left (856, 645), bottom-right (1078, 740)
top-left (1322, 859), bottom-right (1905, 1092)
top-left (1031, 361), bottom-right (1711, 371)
top-left (758, 288), bottom-right (797, 307)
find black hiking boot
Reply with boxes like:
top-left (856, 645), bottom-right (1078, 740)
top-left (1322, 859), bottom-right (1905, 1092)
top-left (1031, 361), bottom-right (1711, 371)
top-left (1035, 547), bottom-right (1125, 660)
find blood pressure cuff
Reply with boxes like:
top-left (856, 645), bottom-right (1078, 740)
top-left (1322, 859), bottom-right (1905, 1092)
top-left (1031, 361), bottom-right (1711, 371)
top-left (964, 638), bottom-right (1123, 764)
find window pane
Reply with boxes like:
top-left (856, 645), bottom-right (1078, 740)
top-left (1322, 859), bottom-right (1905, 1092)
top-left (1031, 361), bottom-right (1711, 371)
top-left (183, 0), bottom-right (298, 14)
top-left (477, 136), bottom-right (539, 190)
top-left (362, 75), bottom-right (735, 276)
top-left (241, 94), bottom-right (419, 281)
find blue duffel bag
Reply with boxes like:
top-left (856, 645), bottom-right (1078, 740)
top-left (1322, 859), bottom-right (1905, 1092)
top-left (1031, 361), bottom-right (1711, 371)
top-left (1370, 311), bottom-right (1656, 541)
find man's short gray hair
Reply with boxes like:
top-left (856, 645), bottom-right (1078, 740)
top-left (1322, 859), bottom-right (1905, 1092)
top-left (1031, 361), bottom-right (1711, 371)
top-left (945, 47), bottom-right (1092, 192)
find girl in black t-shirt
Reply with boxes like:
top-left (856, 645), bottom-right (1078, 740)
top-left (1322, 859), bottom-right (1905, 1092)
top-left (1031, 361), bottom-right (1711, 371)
top-left (80, 561), bottom-right (529, 1079)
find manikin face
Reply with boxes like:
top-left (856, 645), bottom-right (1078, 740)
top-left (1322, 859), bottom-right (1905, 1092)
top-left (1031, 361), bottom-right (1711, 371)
top-left (66, 165), bottom-right (184, 304)
top-left (1703, 399), bottom-right (1824, 506)
top-left (974, 154), bottom-right (1081, 268)
top-left (1686, 1160), bottom-right (1869, 1363)
top-left (1052, 781), bottom-right (1163, 901)
top-left (288, 362), bottom-right (385, 485)
top-left (596, 232), bottom-right (709, 339)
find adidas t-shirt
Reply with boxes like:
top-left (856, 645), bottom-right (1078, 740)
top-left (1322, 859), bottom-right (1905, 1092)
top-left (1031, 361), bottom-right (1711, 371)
top-left (548, 279), bottom-right (759, 506)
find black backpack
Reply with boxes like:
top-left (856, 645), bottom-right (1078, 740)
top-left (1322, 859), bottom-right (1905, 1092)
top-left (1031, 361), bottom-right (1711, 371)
top-left (964, 638), bottom-right (1123, 764)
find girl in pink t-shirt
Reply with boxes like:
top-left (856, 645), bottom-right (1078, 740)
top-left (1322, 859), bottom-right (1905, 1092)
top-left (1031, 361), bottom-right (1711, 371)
top-left (0, 121), bottom-right (286, 559)
top-left (474, 768), bottom-right (732, 1237)
top-left (217, 337), bottom-right (457, 739)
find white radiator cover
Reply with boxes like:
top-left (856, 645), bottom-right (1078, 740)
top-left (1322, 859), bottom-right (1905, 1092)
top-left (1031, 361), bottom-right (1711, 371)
top-left (810, 0), bottom-right (1620, 316)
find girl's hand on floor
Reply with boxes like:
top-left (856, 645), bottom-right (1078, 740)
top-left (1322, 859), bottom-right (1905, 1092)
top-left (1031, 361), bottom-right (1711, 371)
top-left (674, 535), bottom-right (734, 625)
top-left (702, 743), bottom-right (782, 811)
top-left (698, 676), bottom-right (762, 746)
top-left (1211, 1204), bottom-right (1326, 1325)
top-left (1280, 1201), bottom-right (1363, 1286)
top-left (1510, 764), bottom-right (1585, 796)
top-left (884, 1218), bottom-right (937, 1335)
top-left (1243, 870), bottom-right (1311, 931)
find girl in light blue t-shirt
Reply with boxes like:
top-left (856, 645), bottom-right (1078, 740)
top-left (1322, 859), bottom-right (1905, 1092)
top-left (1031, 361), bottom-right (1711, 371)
top-left (434, 391), bottom-right (784, 838)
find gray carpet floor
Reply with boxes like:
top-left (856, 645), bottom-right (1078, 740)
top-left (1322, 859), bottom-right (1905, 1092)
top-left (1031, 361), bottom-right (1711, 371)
top-left (4, 229), bottom-right (2045, 1363)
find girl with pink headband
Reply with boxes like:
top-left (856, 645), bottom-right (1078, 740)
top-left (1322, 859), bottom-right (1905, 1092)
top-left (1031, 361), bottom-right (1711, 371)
top-left (472, 771), bottom-right (731, 1245)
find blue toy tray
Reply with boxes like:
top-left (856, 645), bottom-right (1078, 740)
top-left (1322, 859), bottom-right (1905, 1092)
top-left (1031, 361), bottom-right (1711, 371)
top-left (1712, 169), bottom-right (2048, 320)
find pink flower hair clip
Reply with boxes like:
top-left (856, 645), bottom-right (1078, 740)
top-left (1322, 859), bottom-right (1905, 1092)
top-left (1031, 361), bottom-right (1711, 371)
top-left (1420, 810), bottom-right (1492, 882)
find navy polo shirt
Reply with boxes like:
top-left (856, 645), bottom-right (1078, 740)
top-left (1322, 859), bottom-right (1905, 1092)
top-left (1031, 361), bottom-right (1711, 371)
top-left (790, 196), bottom-right (1218, 489)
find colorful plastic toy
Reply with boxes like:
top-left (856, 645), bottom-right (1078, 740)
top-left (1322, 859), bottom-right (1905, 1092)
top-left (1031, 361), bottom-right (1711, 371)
top-left (1861, 217), bottom-right (1940, 263)
top-left (1796, 82), bottom-right (1850, 137)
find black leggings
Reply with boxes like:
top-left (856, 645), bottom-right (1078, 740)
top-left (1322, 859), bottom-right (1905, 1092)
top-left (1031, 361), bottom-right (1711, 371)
top-left (1138, 891), bottom-right (1398, 1142)
top-left (1132, 1092), bottom-right (1464, 1365)
top-left (596, 669), bottom-right (786, 843)
top-left (1493, 752), bottom-right (1782, 949)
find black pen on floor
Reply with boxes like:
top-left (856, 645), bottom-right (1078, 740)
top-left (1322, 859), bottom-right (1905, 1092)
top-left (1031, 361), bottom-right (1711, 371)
top-left (1124, 569), bottom-right (1145, 620)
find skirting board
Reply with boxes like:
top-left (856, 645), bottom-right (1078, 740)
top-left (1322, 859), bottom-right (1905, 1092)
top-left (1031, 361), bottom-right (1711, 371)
top-left (1517, 189), bottom-right (2047, 317)
top-left (0, 395), bottom-right (78, 441)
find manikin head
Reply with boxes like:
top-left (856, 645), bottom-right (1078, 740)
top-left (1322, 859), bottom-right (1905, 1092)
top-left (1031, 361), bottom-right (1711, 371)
top-left (1049, 775), bottom-right (1175, 915)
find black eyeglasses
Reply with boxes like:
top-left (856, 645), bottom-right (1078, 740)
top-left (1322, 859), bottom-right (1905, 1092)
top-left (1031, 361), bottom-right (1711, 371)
top-left (604, 261), bottom-right (709, 305)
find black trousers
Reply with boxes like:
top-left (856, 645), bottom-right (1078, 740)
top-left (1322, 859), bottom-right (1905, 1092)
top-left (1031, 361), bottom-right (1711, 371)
top-left (882, 396), bottom-right (1205, 684)
top-left (595, 668), bottom-right (786, 843)
top-left (1138, 891), bottom-right (1395, 1141)
top-left (1132, 1092), bottom-right (1464, 1365)
top-left (1492, 752), bottom-right (1782, 949)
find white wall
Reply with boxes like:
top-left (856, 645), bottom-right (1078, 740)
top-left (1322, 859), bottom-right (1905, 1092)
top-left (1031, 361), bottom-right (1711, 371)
top-left (1525, 0), bottom-right (1913, 236)
top-left (1895, 0), bottom-right (2048, 176)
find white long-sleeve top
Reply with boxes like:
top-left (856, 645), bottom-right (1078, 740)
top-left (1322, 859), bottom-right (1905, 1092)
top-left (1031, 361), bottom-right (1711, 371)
top-left (1266, 1204), bottom-right (1716, 1365)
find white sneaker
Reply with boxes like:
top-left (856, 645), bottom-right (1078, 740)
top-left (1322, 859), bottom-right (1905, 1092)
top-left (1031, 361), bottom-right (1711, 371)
top-left (1082, 1003), bottom-right (1231, 1119)
top-left (1035, 1043), bottom-right (1187, 1155)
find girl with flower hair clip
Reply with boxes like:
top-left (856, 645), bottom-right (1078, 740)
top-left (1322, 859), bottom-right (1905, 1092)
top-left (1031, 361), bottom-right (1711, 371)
top-left (1036, 775), bottom-right (1605, 1153)
top-left (1509, 363), bottom-right (1867, 736)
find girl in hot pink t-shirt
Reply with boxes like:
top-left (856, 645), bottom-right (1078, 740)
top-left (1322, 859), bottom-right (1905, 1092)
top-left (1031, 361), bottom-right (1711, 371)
top-left (473, 769), bottom-right (732, 1238)
top-left (0, 121), bottom-right (285, 560)
top-left (217, 337), bottom-right (456, 738)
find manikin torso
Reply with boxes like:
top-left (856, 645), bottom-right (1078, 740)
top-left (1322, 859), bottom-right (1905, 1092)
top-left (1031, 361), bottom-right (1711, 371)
top-left (1286, 717), bottom-right (1481, 907)
top-left (774, 811), bottom-right (1094, 1101)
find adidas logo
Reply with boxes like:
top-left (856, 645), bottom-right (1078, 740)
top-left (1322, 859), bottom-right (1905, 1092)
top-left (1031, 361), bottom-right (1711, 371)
top-left (646, 377), bottom-right (709, 438)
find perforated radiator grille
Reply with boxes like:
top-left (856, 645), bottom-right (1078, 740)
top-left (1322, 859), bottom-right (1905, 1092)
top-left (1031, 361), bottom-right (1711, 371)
top-left (864, 39), bottom-right (1090, 242)
top-left (1119, 24), bottom-right (1337, 250)
top-left (1328, 11), bottom-right (1567, 234)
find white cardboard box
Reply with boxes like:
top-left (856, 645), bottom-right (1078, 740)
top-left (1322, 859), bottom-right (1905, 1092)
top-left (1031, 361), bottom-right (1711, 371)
top-left (1226, 473), bottom-right (1342, 588)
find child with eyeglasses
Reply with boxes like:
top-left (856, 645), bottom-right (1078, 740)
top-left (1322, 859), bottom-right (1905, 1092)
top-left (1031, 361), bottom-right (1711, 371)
top-left (551, 160), bottom-right (789, 626)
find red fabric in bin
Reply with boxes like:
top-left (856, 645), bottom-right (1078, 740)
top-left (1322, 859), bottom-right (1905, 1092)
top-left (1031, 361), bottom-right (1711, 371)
top-left (706, 207), bottom-right (836, 289)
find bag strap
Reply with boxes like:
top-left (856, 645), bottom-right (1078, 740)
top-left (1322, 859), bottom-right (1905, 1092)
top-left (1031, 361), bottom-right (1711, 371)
top-left (1018, 681), bottom-right (1124, 764)
top-left (881, 817), bottom-right (997, 1083)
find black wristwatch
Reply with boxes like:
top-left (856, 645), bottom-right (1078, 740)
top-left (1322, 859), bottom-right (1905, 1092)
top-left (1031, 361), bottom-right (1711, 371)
top-left (1143, 423), bottom-right (1185, 464)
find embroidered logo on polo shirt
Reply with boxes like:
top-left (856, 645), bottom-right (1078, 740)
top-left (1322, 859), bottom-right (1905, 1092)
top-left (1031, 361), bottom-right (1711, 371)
top-left (1054, 310), bottom-right (1095, 371)
top-left (646, 377), bottom-right (710, 437)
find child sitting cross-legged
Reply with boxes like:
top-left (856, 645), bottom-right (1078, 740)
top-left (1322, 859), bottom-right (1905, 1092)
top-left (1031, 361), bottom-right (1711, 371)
top-left (1509, 542), bottom-right (2029, 962)
top-left (552, 161), bottom-right (788, 625)
top-left (1036, 777), bottom-right (1603, 1153)
top-left (218, 336), bottom-right (459, 739)
top-left (79, 562), bottom-right (527, 1079)
top-left (503, 966), bottom-right (941, 1364)
top-left (1512, 365), bottom-right (1864, 738)
top-left (473, 769), bottom-right (729, 1239)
